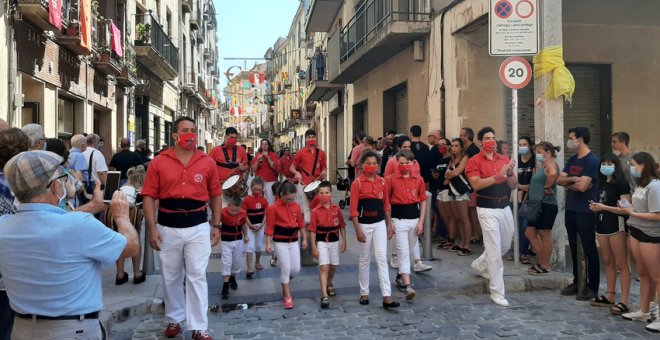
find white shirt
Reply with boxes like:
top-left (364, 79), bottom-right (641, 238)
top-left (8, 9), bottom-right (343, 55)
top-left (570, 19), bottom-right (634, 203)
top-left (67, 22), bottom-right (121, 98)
top-left (81, 147), bottom-right (108, 182)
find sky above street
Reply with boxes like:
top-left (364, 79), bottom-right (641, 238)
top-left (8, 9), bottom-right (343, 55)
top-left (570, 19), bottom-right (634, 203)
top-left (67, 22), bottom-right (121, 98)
top-left (216, 0), bottom-right (300, 89)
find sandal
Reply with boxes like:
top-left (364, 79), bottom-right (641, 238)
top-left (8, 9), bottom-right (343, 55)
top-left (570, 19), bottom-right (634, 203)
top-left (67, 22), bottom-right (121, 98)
top-left (255, 263), bottom-right (263, 270)
top-left (246, 271), bottom-right (254, 279)
top-left (450, 245), bottom-right (462, 252)
top-left (610, 302), bottom-right (630, 315)
top-left (590, 295), bottom-right (615, 307)
top-left (505, 255), bottom-right (514, 261)
top-left (327, 284), bottom-right (336, 297)
top-left (528, 265), bottom-right (550, 275)
top-left (320, 296), bottom-right (330, 309)
top-left (270, 257), bottom-right (277, 267)
top-left (457, 248), bottom-right (472, 256)
top-left (520, 255), bottom-right (531, 265)
top-left (359, 295), bottom-right (369, 305)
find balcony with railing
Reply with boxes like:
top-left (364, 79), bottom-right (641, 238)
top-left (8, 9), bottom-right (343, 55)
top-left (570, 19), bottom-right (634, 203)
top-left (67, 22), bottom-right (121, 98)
top-left (91, 17), bottom-right (122, 76)
top-left (17, 0), bottom-right (71, 34)
top-left (57, 0), bottom-right (93, 55)
top-left (134, 12), bottom-right (179, 81)
top-left (306, 53), bottom-right (343, 102)
top-left (327, 0), bottom-right (431, 84)
top-left (117, 44), bottom-right (137, 87)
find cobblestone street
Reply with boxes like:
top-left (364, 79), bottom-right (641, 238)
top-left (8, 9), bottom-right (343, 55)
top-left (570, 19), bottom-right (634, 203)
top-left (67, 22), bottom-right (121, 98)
top-left (115, 290), bottom-right (655, 339)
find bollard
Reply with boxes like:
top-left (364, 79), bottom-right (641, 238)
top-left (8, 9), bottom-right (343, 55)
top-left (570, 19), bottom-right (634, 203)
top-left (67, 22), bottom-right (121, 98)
top-left (142, 225), bottom-right (157, 275)
top-left (422, 192), bottom-right (434, 260)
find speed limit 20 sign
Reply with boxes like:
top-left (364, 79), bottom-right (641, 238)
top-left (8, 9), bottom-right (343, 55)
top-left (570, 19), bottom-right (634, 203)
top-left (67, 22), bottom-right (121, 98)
top-left (499, 57), bottom-right (532, 89)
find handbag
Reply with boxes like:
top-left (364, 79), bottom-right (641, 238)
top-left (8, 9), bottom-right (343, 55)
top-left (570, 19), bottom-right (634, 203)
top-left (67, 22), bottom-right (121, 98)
top-left (519, 194), bottom-right (544, 223)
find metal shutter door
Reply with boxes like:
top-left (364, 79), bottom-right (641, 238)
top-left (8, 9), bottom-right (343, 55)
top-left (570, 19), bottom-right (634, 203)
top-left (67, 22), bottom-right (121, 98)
top-left (395, 87), bottom-right (408, 133)
top-left (564, 65), bottom-right (601, 161)
top-left (506, 84), bottom-right (535, 143)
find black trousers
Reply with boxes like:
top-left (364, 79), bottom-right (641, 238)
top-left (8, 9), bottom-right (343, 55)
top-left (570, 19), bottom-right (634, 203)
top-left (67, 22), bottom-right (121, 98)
top-left (0, 290), bottom-right (14, 340)
top-left (565, 210), bottom-right (600, 291)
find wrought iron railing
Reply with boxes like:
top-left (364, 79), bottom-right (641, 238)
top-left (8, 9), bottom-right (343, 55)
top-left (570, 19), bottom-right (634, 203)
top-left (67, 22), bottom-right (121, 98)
top-left (340, 0), bottom-right (430, 62)
top-left (123, 43), bottom-right (137, 78)
top-left (136, 12), bottom-right (179, 71)
top-left (308, 53), bottom-right (327, 82)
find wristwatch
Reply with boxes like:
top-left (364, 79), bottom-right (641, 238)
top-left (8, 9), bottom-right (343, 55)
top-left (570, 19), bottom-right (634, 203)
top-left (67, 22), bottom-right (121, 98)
top-left (213, 224), bottom-right (222, 229)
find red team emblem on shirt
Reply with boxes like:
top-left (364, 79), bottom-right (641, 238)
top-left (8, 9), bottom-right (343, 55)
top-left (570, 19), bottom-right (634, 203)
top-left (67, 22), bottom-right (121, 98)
top-left (412, 189), bottom-right (417, 196)
top-left (378, 192), bottom-right (384, 199)
top-left (256, 203), bottom-right (262, 209)
top-left (333, 218), bottom-right (339, 226)
top-left (194, 174), bottom-right (203, 183)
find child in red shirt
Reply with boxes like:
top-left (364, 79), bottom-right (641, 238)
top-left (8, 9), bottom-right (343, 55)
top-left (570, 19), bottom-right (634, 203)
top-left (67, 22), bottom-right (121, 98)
top-left (309, 181), bottom-right (347, 308)
top-left (242, 177), bottom-right (269, 278)
top-left (220, 196), bottom-right (249, 299)
top-left (265, 181), bottom-right (308, 309)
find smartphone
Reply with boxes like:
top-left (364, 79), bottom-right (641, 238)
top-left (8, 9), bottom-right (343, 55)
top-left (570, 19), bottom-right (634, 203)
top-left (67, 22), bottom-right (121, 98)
top-left (103, 171), bottom-right (122, 203)
top-left (619, 198), bottom-right (631, 208)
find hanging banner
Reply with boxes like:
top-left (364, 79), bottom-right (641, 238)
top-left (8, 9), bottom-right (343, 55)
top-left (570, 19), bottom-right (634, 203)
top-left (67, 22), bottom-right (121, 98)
top-left (110, 20), bottom-right (123, 57)
top-left (79, 0), bottom-right (92, 52)
top-left (48, 0), bottom-right (62, 30)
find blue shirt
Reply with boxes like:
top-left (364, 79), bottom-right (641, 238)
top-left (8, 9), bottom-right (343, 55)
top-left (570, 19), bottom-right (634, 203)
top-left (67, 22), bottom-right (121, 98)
top-left (68, 147), bottom-right (89, 180)
top-left (563, 151), bottom-right (600, 212)
top-left (0, 203), bottom-right (126, 316)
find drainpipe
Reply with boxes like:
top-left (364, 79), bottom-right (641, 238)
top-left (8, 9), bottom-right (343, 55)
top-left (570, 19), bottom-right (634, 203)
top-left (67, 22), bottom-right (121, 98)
top-left (8, 9), bottom-right (17, 126)
top-left (439, 0), bottom-right (466, 134)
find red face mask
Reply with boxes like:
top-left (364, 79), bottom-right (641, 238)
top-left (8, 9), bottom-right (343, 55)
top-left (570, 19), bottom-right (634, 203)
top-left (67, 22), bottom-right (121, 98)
top-left (252, 189), bottom-right (263, 198)
top-left (398, 164), bottom-right (413, 175)
top-left (318, 195), bottom-right (332, 205)
top-left (363, 164), bottom-right (378, 175)
top-left (483, 140), bottom-right (497, 153)
top-left (225, 137), bottom-right (237, 147)
top-left (306, 138), bottom-right (316, 147)
top-left (438, 146), bottom-right (448, 154)
top-left (176, 133), bottom-right (197, 150)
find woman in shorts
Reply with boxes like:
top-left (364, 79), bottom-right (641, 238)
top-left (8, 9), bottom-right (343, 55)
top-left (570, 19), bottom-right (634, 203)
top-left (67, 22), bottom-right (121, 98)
top-left (445, 138), bottom-right (472, 255)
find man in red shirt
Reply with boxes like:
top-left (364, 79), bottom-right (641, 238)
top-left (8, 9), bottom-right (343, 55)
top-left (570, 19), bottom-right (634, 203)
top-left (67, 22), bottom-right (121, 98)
top-left (142, 117), bottom-right (222, 340)
top-left (279, 147), bottom-right (295, 180)
top-left (290, 129), bottom-right (327, 223)
top-left (209, 127), bottom-right (249, 187)
top-left (465, 127), bottom-right (517, 308)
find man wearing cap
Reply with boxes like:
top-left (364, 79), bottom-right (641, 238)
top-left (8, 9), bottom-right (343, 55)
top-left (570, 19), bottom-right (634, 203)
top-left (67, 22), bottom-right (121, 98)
top-left (143, 117), bottom-right (222, 340)
top-left (290, 129), bottom-right (327, 223)
top-left (0, 150), bottom-right (139, 339)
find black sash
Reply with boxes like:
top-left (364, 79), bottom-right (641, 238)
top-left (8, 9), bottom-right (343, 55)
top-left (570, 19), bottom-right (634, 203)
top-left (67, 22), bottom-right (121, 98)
top-left (246, 208), bottom-right (265, 224)
top-left (476, 181), bottom-right (510, 209)
top-left (157, 199), bottom-right (208, 228)
top-left (273, 225), bottom-right (299, 242)
top-left (391, 203), bottom-right (420, 220)
top-left (315, 225), bottom-right (340, 243)
top-left (217, 145), bottom-right (239, 169)
top-left (357, 198), bottom-right (385, 224)
top-left (221, 224), bottom-right (243, 241)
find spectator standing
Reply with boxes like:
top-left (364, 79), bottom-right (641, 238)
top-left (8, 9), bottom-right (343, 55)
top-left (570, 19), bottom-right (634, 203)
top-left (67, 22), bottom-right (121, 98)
top-left (134, 139), bottom-right (151, 166)
top-left (611, 132), bottom-right (636, 192)
top-left (109, 138), bottom-right (145, 186)
top-left (380, 130), bottom-right (397, 176)
top-left (82, 134), bottom-right (108, 185)
top-left (21, 124), bottom-right (46, 151)
top-left (461, 127), bottom-right (482, 244)
top-left (409, 125), bottom-right (432, 186)
top-left (557, 127), bottom-right (601, 301)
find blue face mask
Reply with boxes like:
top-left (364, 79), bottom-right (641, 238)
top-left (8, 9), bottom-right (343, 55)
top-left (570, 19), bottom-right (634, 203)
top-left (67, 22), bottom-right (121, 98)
top-left (630, 166), bottom-right (642, 178)
top-left (600, 165), bottom-right (615, 176)
top-left (519, 146), bottom-right (529, 155)
top-left (535, 153), bottom-right (545, 163)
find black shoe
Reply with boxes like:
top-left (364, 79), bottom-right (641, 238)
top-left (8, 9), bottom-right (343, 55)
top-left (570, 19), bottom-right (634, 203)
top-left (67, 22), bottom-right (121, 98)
top-left (115, 272), bottom-right (129, 285)
top-left (383, 300), bottom-right (400, 309)
top-left (222, 282), bottom-right (230, 299)
top-left (576, 288), bottom-right (598, 301)
top-left (320, 296), bottom-right (330, 309)
top-left (133, 272), bottom-right (146, 285)
top-left (560, 283), bottom-right (578, 296)
top-left (229, 275), bottom-right (238, 290)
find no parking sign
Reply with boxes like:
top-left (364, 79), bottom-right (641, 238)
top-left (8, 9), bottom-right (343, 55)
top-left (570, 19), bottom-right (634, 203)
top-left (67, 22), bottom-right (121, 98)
top-left (489, 0), bottom-right (539, 56)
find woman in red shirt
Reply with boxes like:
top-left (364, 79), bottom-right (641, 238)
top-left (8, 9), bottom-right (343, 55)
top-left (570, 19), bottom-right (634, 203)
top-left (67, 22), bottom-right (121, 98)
top-left (251, 139), bottom-right (279, 204)
top-left (265, 181), bottom-right (308, 309)
top-left (385, 150), bottom-right (427, 301)
top-left (350, 150), bottom-right (400, 309)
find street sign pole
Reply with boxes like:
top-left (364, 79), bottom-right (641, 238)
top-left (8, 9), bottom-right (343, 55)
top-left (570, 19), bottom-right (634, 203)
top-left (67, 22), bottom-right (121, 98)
top-left (512, 88), bottom-right (519, 270)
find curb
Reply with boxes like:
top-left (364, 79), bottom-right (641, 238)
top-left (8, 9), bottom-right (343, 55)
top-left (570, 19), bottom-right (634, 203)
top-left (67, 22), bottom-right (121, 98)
top-left (102, 297), bottom-right (164, 336)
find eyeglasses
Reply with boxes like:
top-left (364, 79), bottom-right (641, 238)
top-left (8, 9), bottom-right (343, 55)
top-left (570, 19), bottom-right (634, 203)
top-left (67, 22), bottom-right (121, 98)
top-left (47, 173), bottom-right (68, 188)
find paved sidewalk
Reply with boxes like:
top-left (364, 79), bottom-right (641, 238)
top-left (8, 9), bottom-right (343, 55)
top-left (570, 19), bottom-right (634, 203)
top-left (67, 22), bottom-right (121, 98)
top-left (100, 189), bottom-right (573, 334)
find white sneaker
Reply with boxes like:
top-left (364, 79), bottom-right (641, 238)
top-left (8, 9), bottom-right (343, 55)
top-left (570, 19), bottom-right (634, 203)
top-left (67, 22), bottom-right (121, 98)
top-left (647, 319), bottom-right (660, 333)
top-left (413, 262), bottom-right (432, 273)
top-left (405, 285), bottom-right (416, 300)
top-left (389, 254), bottom-right (399, 269)
top-left (651, 302), bottom-right (659, 319)
top-left (490, 294), bottom-right (510, 307)
top-left (471, 260), bottom-right (489, 279)
top-left (622, 310), bottom-right (652, 323)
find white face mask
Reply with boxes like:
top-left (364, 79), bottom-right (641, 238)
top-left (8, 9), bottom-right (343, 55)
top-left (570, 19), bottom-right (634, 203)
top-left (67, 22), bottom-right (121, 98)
top-left (57, 178), bottom-right (67, 207)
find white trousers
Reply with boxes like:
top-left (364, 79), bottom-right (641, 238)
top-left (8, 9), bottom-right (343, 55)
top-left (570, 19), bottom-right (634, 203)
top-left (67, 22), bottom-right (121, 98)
top-left (221, 239), bottom-right (243, 276)
top-left (472, 207), bottom-right (515, 297)
top-left (264, 181), bottom-right (276, 205)
top-left (274, 241), bottom-right (301, 284)
top-left (317, 241), bottom-right (340, 266)
top-left (245, 224), bottom-right (265, 253)
top-left (158, 222), bottom-right (211, 331)
top-left (296, 184), bottom-right (312, 224)
top-left (389, 234), bottom-right (421, 261)
top-left (358, 220), bottom-right (391, 297)
top-left (393, 218), bottom-right (419, 275)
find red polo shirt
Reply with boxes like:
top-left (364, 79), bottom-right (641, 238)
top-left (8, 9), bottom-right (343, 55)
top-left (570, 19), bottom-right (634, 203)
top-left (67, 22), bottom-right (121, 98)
top-left (242, 194), bottom-right (269, 224)
top-left (251, 151), bottom-right (280, 182)
top-left (465, 151), bottom-right (510, 181)
top-left (265, 199), bottom-right (305, 236)
top-left (349, 143), bottom-right (364, 167)
top-left (221, 207), bottom-right (247, 227)
top-left (292, 146), bottom-right (327, 185)
top-left (385, 173), bottom-right (428, 205)
top-left (142, 148), bottom-right (221, 201)
top-left (209, 144), bottom-right (249, 183)
top-left (309, 194), bottom-right (321, 210)
top-left (279, 155), bottom-right (295, 179)
top-left (383, 157), bottom-right (421, 178)
top-left (349, 174), bottom-right (390, 218)
top-left (309, 204), bottom-right (346, 233)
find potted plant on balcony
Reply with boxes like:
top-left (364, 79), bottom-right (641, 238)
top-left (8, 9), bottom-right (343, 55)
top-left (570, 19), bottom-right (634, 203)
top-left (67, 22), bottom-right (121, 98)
top-left (66, 19), bottom-right (80, 36)
top-left (97, 44), bottom-right (111, 62)
top-left (121, 59), bottom-right (137, 78)
top-left (135, 23), bottom-right (151, 45)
